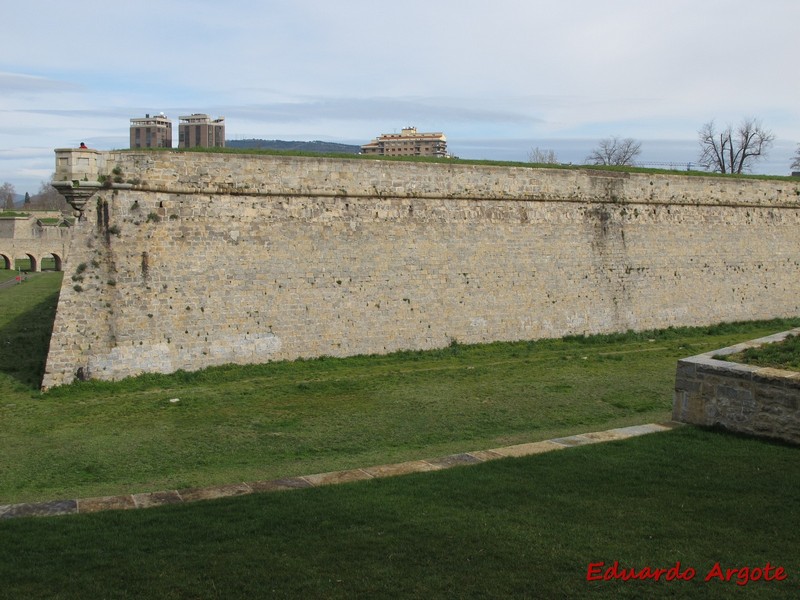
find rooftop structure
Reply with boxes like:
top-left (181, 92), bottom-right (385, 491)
top-left (130, 113), bottom-right (173, 149)
top-left (179, 114), bottom-right (225, 149)
top-left (361, 127), bottom-right (447, 158)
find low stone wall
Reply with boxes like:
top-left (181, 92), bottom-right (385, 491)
top-left (673, 329), bottom-right (800, 444)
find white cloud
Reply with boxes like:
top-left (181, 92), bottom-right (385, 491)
top-left (0, 72), bottom-right (83, 95)
top-left (1, 0), bottom-right (798, 191)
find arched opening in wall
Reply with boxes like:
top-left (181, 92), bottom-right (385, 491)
top-left (13, 253), bottom-right (38, 272)
top-left (0, 253), bottom-right (11, 271)
top-left (41, 253), bottom-right (63, 271)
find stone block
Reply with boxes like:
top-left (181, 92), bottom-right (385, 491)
top-left (78, 495), bottom-right (136, 513)
top-left (302, 469), bottom-right (374, 487)
top-left (0, 499), bottom-right (77, 519)
top-left (132, 490), bottom-right (183, 509)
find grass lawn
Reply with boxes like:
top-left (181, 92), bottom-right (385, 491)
top-left (0, 426), bottom-right (797, 599)
top-left (725, 333), bottom-right (800, 371)
top-left (0, 271), bottom-right (63, 389)
top-left (1, 269), bottom-right (799, 505)
top-left (1, 269), bottom-right (798, 598)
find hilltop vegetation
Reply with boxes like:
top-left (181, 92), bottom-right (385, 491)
top-left (131, 146), bottom-right (799, 181)
top-left (226, 138), bottom-right (360, 154)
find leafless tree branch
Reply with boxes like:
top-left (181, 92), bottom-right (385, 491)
top-left (790, 144), bottom-right (800, 171)
top-left (586, 137), bottom-right (641, 166)
top-left (528, 147), bottom-right (559, 164)
top-left (698, 117), bottom-right (774, 174)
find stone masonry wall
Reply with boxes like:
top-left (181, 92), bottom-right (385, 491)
top-left (41, 152), bottom-right (800, 388)
top-left (0, 214), bottom-right (71, 271)
top-left (673, 329), bottom-right (800, 444)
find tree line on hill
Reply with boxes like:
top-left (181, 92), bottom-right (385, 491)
top-left (227, 139), bottom-right (361, 154)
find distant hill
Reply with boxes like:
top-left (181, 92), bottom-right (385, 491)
top-left (227, 139), bottom-right (361, 154)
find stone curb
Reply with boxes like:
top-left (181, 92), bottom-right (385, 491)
top-left (0, 422), bottom-right (681, 521)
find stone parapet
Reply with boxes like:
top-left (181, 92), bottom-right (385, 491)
top-left (100, 151), bottom-right (800, 208)
top-left (673, 329), bottom-right (800, 444)
top-left (55, 148), bottom-right (106, 183)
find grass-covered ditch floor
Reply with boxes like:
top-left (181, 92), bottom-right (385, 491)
top-left (2, 269), bottom-right (799, 597)
top-left (1, 426), bottom-right (797, 599)
top-left (1, 269), bottom-right (799, 506)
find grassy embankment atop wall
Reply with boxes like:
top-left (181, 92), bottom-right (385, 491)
top-left (121, 146), bottom-right (800, 181)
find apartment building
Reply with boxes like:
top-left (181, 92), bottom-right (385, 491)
top-left (129, 113), bottom-right (173, 148)
top-left (361, 126), bottom-right (447, 157)
top-left (178, 114), bottom-right (225, 148)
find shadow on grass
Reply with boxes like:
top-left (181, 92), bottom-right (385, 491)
top-left (0, 426), bottom-right (797, 599)
top-left (0, 292), bottom-right (60, 390)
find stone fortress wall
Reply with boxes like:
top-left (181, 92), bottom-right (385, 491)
top-left (0, 211), bottom-right (71, 271)
top-left (41, 150), bottom-right (800, 389)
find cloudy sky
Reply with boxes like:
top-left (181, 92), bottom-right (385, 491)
top-left (2, 0), bottom-right (799, 194)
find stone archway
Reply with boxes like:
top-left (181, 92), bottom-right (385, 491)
top-left (0, 253), bottom-right (11, 270)
top-left (41, 253), bottom-right (63, 271)
top-left (14, 253), bottom-right (38, 272)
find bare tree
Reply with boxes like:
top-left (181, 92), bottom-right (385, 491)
top-left (29, 177), bottom-right (69, 212)
top-left (586, 137), bottom-right (641, 166)
top-left (528, 147), bottom-right (559, 164)
top-left (791, 144), bottom-right (800, 171)
top-left (697, 118), bottom-right (774, 174)
top-left (1, 182), bottom-right (15, 210)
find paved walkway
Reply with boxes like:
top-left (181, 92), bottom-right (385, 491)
top-left (0, 422), bottom-right (680, 520)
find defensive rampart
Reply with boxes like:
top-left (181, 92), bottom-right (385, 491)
top-left (0, 212), bottom-right (71, 271)
top-left (41, 150), bottom-right (800, 388)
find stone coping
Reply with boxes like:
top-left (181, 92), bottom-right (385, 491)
top-left (678, 327), bottom-right (800, 383)
top-left (0, 422), bottom-right (679, 521)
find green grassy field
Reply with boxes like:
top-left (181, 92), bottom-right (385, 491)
top-left (0, 426), bottom-right (797, 599)
top-left (0, 271), bottom-right (63, 390)
top-left (726, 333), bottom-right (800, 371)
top-left (1, 268), bottom-right (798, 598)
top-left (1, 268), bottom-right (798, 507)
